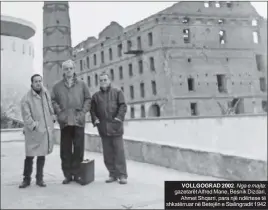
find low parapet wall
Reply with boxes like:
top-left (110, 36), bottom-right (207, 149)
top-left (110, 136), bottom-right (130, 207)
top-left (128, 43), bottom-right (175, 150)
top-left (2, 114), bottom-right (267, 180)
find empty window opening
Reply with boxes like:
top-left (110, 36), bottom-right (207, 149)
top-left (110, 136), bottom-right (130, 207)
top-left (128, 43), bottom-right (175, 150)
top-left (256, 54), bottom-right (264, 71)
top-left (137, 27), bottom-right (140, 31)
top-left (182, 17), bottom-right (189, 23)
top-left (218, 19), bottom-right (224, 24)
top-left (140, 83), bottom-right (145, 98)
top-left (139, 60), bottom-right (143, 74)
top-left (188, 78), bottom-right (195, 91)
top-left (119, 66), bottom-right (123, 79)
top-left (130, 86), bottom-right (134, 99)
top-left (93, 54), bottom-right (97, 65)
top-left (188, 58), bottom-right (191, 63)
top-left (183, 29), bottom-right (190, 43)
top-left (12, 42), bottom-right (16, 51)
top-left (101, 43), bottom-right (104, 47)
top-left (101, 51), bottom-right (104, 63)
top-left (150, 57), bottom-right (155, 71)
top-left (148, 32), bottom-right (153, 46)
top-left (228, 98), bottom-right (244, 114)
top-left (127, 40), bottom-right (132, 51)
top-left (141, 105), bottom-right (146, 118)
top-left (204, 2), bottom-right (210, 7)
top-left (56, 20), bottom-right (60, 24)
top-left (253, 31), bottom-right (259, 44)
top-left (95, 74), bottom-right (98, 86)
top-left (80, 60), bottom-right (83, 71)
top-left (151, 80), bottom-right (157, 95)
top-left (137, 36), bottom-right (142, 49)
top-left (190, 103), bottom-right (198, 116)
top-left (117, 44), bottom-right (122, 57)
top-left (148, 104), bottom-right (160, 117)
top-left (86, 56), bottom-right (90, 68)
top-left (110, 69), bottom-right (114, 81)
top-left (215, 2), bottom-right (220, 7)
top-left (260, 77), bottom-right (266, 92)
top-left (87, 76), bottom-right (91, 87)
top-left (130, 107), bottom-right (135, 118)
top-left (216, 74), bottom-right (227, 93)
top-left (252, 19), bottom-right (258, 26)
top-left (219, 30), bottom-right (226, 44)
top-left (109, 48), bottom-right (113, 60)
top-left (121, 86), bottom-right (124, 92)
top-left (129, 64), bottom-right (133, 77)
top-left (226, 1), bottom-right (232, 8)
top-left (262, 100), bottom-right (267, 112)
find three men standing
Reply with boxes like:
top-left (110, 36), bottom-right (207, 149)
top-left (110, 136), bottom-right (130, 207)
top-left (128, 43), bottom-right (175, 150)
top-left (51, 60), bottom-right (91, 184)
top-left (20, 74), bottom-right (55, 188)
top-left (90, 72), bottom-right (128, 184)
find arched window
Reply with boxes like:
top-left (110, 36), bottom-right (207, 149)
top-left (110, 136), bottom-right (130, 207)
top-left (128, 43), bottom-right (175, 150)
top-left (148, 104), bottom-right (161, 117)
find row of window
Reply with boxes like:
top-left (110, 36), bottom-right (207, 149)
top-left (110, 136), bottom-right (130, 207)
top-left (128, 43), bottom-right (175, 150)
top-left (188, 75), bottom-right (267, 93)
top-left (130, 99), bottom-right (267, 118)
top-left (86, 57), bottom-right (155, 85)
top-left (85, 73), bottom-right (266, 98)
top-left (78, 32), bottom-right (153, 71)
top-left (204, 1), bottom-right (233, 8)
top-left (130, 104), bottom-right (161, 118)
top-left (9, 42), bottom-right (34, 56)
top-left (183, 28), bottom-right (261, 45)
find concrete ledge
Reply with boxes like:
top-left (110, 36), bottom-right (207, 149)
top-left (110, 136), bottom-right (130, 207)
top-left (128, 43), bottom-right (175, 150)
top-left (53, 129), bottom-right (267, 181)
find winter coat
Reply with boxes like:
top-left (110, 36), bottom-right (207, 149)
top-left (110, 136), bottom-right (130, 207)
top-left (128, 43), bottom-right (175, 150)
top-left (21, 88), bottom-right (55, 156)
top-left (51, 74), bottom-right (91, 129)
top-left (90, 86), bottom-right (127, 137)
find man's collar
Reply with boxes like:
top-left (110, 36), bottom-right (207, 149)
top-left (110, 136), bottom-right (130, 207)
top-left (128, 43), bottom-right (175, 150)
top-left (100, 85), bottom-right (111, 92)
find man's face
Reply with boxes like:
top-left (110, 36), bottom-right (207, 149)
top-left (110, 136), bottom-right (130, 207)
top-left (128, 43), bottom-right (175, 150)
top-left (32, 76), bottom-right (42, 91)
top-left (99, 74), bottom-right (110, 88)
top-left (63, 62), bottom-right (75, 78)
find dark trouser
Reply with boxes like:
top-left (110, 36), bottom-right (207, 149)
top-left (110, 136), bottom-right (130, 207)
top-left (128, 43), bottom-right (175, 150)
top-left (60, 126), bottom-right (84, 178)
top-left (101, 135), bottom-right (127, 179)
top-left (23, 156), bottom-right (45, 182)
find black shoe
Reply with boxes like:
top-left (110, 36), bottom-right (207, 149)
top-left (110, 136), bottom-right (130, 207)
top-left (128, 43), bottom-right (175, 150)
top-left (36, 180), bottom-right (46, 187)
top-left (105, 177), bottom-right (117, 183)
top-left (62, 177), bottom-right (72, 184)
top-left (19, 180), bottom-right (30, 188)
top-left (118, 177), bottom-right (127, 185)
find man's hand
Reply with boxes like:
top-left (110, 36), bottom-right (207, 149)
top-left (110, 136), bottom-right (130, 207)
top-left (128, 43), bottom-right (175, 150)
top-left (114, 117), bottom-right (122, 122)
top-left (52, 115), bottom-right (57, 123)
top-left (94, 119), bottom-right (100, 125)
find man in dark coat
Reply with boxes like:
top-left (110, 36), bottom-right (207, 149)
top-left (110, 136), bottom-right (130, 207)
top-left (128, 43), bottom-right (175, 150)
top-left (90, 71), bottom-right (128, 184)
top-left (51, 59), bottom-right (91, 184)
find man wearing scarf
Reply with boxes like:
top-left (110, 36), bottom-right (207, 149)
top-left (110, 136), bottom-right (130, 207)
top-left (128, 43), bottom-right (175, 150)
top-left (19, 74), bottom-right (55, 188)
top-left (90, 71), bottom-right (128, 184)
top-left (51, 59), bottom-right (91, 184)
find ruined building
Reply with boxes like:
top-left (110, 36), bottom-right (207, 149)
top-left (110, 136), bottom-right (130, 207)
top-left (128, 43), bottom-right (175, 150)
top-left (43, 1), bottom-right (72, 91)
top-left (53, 1), bottom-right (267, 118)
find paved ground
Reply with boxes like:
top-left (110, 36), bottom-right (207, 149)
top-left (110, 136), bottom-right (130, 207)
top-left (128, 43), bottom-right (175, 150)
top-left (1, 140), bottom-right (223, 209)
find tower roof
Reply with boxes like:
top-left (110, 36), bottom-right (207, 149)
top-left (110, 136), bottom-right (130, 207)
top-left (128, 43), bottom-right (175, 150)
top-left (0, 15), bottom-right (36, 40)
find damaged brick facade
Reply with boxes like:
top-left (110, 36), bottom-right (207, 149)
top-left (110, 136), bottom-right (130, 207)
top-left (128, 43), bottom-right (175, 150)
top-left (62, 1), bottom-right (267, 118)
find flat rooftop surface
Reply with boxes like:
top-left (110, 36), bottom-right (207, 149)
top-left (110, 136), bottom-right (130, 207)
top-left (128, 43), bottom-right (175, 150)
top-left (1, 139), bottom-right (222, 209)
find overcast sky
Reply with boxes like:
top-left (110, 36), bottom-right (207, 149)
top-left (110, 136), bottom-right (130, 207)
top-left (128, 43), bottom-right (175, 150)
top-left (1, 1), bottom-right (267, 75)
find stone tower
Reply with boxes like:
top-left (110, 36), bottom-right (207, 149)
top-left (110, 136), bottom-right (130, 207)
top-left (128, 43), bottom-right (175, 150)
top-left (43, 1), bottom-right (72, 91)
